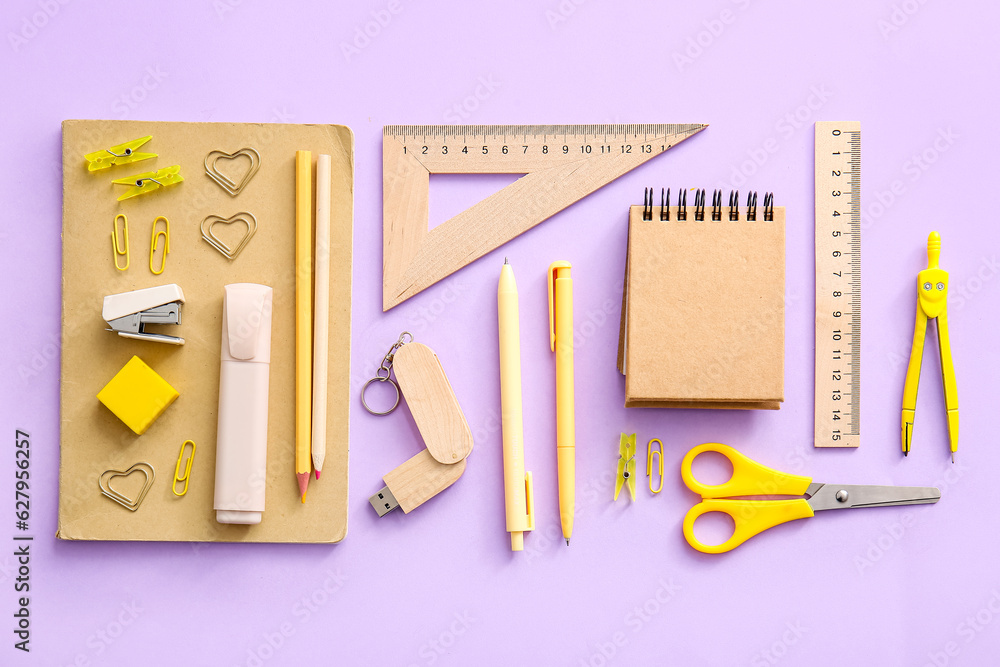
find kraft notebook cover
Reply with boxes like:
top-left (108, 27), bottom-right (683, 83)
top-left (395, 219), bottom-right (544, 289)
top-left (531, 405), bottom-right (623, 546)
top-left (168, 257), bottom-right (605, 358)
top-left (617, 190), bottom-right (785, 409)
top-left (58, 119), bottom-right (353, 542)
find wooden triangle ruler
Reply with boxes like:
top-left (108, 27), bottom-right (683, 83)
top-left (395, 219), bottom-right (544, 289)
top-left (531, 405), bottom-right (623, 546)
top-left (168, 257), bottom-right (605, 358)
top-left (382, 123), bottom-right (707, 310)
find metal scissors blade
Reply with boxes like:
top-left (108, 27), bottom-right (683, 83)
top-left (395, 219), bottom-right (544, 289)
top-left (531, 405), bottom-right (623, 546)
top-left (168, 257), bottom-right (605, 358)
top-left (807, 483), bottom-right (941, 511)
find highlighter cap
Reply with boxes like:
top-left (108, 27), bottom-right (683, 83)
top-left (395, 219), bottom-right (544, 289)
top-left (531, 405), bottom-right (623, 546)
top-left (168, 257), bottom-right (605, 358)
top-left (221, 284), bottom-right (273, 363)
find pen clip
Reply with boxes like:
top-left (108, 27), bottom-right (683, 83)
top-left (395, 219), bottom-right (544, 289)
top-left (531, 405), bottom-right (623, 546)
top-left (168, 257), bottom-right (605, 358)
top-left (547, 261), bottom-right (572, 351)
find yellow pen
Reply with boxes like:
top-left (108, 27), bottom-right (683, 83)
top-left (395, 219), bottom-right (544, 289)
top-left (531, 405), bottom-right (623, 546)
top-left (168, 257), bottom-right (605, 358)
top-left (498, 259), bottom-right (534, 551)
top-left (548, 261), bottom-right (575, 545)
top-left (901, 232), bottom-right (958, 461)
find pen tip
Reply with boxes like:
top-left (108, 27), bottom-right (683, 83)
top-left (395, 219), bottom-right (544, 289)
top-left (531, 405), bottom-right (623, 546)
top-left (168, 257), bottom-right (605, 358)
top-left (952, 453), bottom-right (955, 464)
top-left (566, 539), bottom-right (570, 546)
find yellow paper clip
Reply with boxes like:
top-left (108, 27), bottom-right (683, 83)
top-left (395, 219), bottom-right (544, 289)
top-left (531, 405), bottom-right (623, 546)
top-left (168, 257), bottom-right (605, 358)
top-left (614, 433), bottom-right (636, 502)
top-left (113, 165), bottom-right (183, 201)
top-left (647, 438), bottom-right (663, 494)
top-left (112, 214), bottom-right (129, 271)
top-left (172, 439), bottom-right (196, 497)
top-left (149, 216), bottom-right (170, 275)
top-left (85, 135), bottom-right (156, 172)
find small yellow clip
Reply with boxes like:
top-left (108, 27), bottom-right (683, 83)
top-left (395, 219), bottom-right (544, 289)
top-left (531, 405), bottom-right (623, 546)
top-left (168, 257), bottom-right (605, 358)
top-left (113, 165), bottom-right (183, 201)
top-left (150, 216), bottom-right (169, 275)
top-left (647, 438), bottom-right (664, 494)
top-left (85, 135), bottom-right (157, 172)
top-left (112, 214), bottom-right (129, 271)
top-left (172, 439), bottom-right (196, 497)
top-left (615, 433), bottom-right (636, 502)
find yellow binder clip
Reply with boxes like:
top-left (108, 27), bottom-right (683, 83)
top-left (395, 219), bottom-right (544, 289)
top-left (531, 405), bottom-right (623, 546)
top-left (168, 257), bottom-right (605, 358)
top-left (85, 135), bottom-right (157, 171)
top-left (172, 439), bottom-right (196, 497)
top-left (113, 165), bottom-right (183, 201)
top-left (902, 231), bottom-right (959, 462)
top-left (647, 438), bottom-right (663, 494)
top-left (614, 433), bottom-right (636, 501)
top-left (149, 216), bottom-right (169, 275)
top-left (112, 214), bottom-right (129, 271)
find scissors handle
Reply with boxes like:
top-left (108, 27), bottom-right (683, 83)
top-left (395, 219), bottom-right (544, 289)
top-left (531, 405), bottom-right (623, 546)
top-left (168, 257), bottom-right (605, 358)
top-left (681, 443), bottom-right (813, 498)
top-left (683, 499), bottom-right (814, 553)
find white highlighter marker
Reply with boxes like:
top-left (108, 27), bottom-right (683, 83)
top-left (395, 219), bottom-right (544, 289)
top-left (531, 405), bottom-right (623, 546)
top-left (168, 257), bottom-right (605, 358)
top-left (214, 283), bottom-right (274, 525)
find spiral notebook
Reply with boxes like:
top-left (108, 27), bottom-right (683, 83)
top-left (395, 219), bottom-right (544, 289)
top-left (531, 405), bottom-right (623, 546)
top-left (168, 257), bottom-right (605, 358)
top-left (617, 188), bottom-right (785, 409)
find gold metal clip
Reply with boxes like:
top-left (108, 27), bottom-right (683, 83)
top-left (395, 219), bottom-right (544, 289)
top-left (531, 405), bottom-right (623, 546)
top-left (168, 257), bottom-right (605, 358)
top-left (112, 214), bottom-right (129, 271)
top-left (150, 216), bottom-right (169, 275)
top-left (172, 440), bottom-right (196, 497)
top-left (647, 438), bottom-right (663, 494)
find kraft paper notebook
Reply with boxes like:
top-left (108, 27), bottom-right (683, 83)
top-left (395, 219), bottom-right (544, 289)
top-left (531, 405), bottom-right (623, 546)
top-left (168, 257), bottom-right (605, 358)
top-left (617, 189), bottom-right (785, 409)
top-left (58, 119), bottom-right (354, 542)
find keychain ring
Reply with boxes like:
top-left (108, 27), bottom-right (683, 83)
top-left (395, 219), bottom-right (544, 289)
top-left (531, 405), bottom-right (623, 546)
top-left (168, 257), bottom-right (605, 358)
top-left (362, 376), bottom-right (401, 415)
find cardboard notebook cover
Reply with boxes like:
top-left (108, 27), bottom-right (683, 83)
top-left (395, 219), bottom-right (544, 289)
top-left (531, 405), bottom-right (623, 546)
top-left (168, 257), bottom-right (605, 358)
top-left (58, 120), bottom-right (353, 542)
top-left (618, 203), bottom-right (785, 409)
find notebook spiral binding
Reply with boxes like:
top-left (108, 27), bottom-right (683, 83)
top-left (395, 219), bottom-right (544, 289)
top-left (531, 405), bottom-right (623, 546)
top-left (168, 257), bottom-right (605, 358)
top-left (642, 188), bottom-right (774, 222)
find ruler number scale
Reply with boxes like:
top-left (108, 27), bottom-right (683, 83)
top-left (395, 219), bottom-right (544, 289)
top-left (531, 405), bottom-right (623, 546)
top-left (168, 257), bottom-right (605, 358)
top-left (814, 121), bottom-right (861, 448)
top-left (382, 123), bottom-right (707, 310)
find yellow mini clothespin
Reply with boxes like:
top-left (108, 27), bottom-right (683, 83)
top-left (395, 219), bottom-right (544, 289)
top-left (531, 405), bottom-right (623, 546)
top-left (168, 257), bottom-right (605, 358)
top-left (902, 231), bottom-right (959, 462)
top-left (172, 440), bottom-right (196, 497)
top-left (150, 216), bottom-right (169, 275)
top-left (615, 433), bottom-right (636, 501)
top-left (113, 165), bottom-right (183, 201)
top-left (85, 135), bottom-right (157, 171)
top-left (647, 438), bottom-right (663, 494)
top-left (112, 214), bottom-right (129, 271)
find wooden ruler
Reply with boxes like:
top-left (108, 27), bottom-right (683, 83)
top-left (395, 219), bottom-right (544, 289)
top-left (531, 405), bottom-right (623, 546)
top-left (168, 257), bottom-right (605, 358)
top-left (382, 123), bottom-right (706, 310)
top-left (814, 121), bottom-right (861, 448)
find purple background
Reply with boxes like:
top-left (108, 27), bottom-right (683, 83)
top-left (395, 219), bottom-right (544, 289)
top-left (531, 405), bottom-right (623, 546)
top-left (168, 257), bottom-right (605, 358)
top-left (2, 0), bottom-right (999, 665)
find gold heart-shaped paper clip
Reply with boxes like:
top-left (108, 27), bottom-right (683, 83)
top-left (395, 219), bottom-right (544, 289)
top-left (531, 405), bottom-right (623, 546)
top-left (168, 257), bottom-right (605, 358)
top-left (205, 148), bottom-right (261, 196)
top-left (99, 462), bottom-right (155, 511)
top-left (201, 212), bottom-right (258, 260)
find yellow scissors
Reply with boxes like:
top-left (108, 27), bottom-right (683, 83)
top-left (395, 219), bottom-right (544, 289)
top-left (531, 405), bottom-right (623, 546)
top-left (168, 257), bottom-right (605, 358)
top-left (681, 443), bottom-right (940, 554)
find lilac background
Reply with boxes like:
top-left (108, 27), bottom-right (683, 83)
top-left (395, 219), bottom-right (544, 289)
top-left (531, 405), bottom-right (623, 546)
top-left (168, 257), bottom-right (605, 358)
top-left (2, 0), bottom-right (999, 665)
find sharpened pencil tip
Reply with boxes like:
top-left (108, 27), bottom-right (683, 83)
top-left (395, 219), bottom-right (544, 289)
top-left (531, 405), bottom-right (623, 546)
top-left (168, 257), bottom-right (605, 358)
top-left (504, 257), bottom-right (509, 264)
top-left (566, 539), bottom-right (570, 546)
top-left (315, 470), bottom-right (321, 480)
top-left (301, 493), bottom-right (306, 503)
top-left (952, 453), bottom-right (955, 464)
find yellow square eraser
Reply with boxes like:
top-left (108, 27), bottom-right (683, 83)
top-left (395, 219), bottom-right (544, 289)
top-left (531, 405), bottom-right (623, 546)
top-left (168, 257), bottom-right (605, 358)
top-left (97, 356), bottom-right (179, 435)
